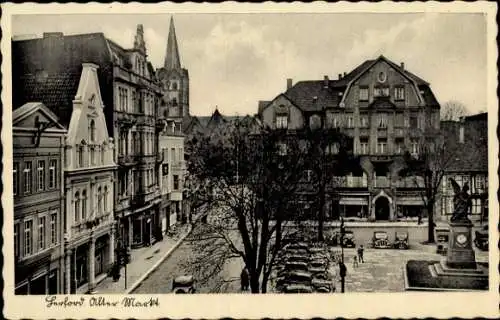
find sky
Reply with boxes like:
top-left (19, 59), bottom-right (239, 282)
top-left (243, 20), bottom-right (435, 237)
top-left (12, 13), bottom-right (488, 116)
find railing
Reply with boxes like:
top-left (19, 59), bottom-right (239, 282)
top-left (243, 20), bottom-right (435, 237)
top-left (71, 214), bottom-right (112, 235)
top-left (345, 176), bottom-right (368, 188)
top-left (374, 177), bottom-right (390, 188)
top-left (394, 176), bottom-right (425, 188)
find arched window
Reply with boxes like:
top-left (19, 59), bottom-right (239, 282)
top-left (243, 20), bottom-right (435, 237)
top-left (78, 145), bottom-right (84, 167)
top-left (104, 186), bottom-right (108, 213)
top-left (89, 120), bottom-right (96, 142)
top-left (101, 145), bottom-right (105, 164)
top-left (81, 190), bottom-right (87, 220)
top-left (74, 191), bottom-right (80, 223)
top-left (97, 187), bottom-right (103, 216)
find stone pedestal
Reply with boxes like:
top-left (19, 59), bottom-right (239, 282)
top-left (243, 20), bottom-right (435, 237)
top-left (446, 221), bottom-right (476, 269)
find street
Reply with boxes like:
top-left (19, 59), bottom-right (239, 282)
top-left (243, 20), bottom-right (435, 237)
top-left (132, 223), bottom-right (244, 293)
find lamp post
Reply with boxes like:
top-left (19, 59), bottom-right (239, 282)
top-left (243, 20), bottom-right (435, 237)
top-left (339, 216), bottom-right (346, 293)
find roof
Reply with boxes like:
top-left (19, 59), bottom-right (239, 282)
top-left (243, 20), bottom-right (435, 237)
top-left (164, 16), bottom-right (182, 70)
top-left (13, 102), bottom-right (65, 130)
top-left (13, 72), bottom-right (81, 127)
top-left (441, 114), bottom-right (488, 172)
top-left (284, 81), bottom-right (342, 112)
top-left (262, 55), bottom-right (438, 114)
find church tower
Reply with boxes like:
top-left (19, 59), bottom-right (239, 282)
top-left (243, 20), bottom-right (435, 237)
top-left (157, 16), bottom-right (190, 120)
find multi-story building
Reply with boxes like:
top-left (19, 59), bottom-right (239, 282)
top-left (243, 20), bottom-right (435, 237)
top-left (13, 62), bottom-right (117, 293)
top-left (13, 103), bottom-right (67, 294)
top-left (439, 113), bottom-right (488, 223)
top-left (156, 17), bottom-right (188, 226)
top-left (12, 25), bottom-right (163, 252)
top-left (258, 55), bottom-right (441, 221)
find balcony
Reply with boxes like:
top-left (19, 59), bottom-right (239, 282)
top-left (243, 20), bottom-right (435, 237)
top-left (394, 176), bottom-right (425, 189)
top-left (377, 128), bottom-right (388, 138)
top-left (373, 177), bottom-right (390, 188)
top-left (130, 186), bottom-right (160, 208)
top-left (116, 112), bottom-right (137, 127)
top-left (346, 176), bottom-right (368, 188)
top-left (118, 155), bottom-right (137, 167)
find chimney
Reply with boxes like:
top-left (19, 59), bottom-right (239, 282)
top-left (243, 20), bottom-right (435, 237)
top-left (287, 78), bottom-right (293, 90)
top-left (459, 117), bottom-right (465, 143)
top-left (400, 62), bottom-right (405, 70)
top-left (343, 72), bottom-right (347, 77)
top-left (323, 75), bottom-right (329, 88)
top-left (338, 73), bottom-right (342, 80)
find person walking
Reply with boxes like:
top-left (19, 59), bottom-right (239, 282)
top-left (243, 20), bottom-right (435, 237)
top-left (357, 245), bottom-right (364, 263)
top-left (240, 267), bottom-right (249, 291)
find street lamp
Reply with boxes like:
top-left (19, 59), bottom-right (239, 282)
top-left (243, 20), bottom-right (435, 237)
top-left (339, 216), bottom-right (346, 293)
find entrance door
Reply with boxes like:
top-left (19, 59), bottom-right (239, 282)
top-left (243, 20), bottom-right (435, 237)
top-left (375, 197), bottom-right (390, 220)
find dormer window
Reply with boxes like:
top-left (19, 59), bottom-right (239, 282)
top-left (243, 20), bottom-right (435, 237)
top-left (359, 87), bottom-right (369, 101)
top-left (374, 87), bottom-right (390, 97)
top-left (395, 86), bottom-right (405, 101)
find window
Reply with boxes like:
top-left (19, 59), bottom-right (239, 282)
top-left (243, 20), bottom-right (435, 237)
top-left (78, 146), bottom-right (84, 167)
top-left (377, 139), bottom-right (387, 154)
top-left (81, 190), bottom-right (87, 220)
top-left (172, 98), bottom-right (178, 107)
top-left (24, 220), bottom-right (33, 256)
top-left (395, 139), bottom-right (404, 154)
top-left (359, 115), bottom-right (368, 128)
top-left (37, 161), bottom-right (45, 191)
top-left (38, 216), bottom-right (46, 250)
top-left (98, 187), bottom-right (103, 215)
top-left (276, 115), bottom-right (288, 129)
top-left (14, 223), bottom-right (20, 258)
top-left (172, 82), bottom-right (178, 90)
top-left (378, 114), bottom-right (387, 128)
top-left (50, 213), bottom-right (57, 245)
top-left (162, 164), bottom-right (169, 176)
top-left (347, 115), bottom-right (354, 128)
top-left (101, 146), bottom-right (105, 164)
top-left (13, 162), bottom-right (19, 195)
top-left (395, 87), bottom-right (405, 101)
top-left (173, 175), bottom-right (179, 190)
top-left (171, 148), bottom-right (176, 164)
top-left (472, 199), bottom-right (482, 215)
top-left (90, 146), bottom-right (95, 165)
top-left (74, 192), bottom-right (80, 223)
top-left (277, 142), bottom-right (287, 156)
top-left (326, 143), bottom-right (339, 155)
top-left (359, 87), bottom-right (369, 101)
top-left (305, 170), bottom-right (313, 182)
top-left (49, 160), bottom-right (56, 189)
top-left (89, 120), bottom-right (96, 142)
top-left (474, 175), bottom-right (486, 194)
top-left (411, 140), bottom-right (419, 155)
top-left (104, 186), bottom-right (108, 213)
top-left (360, 139), bottom-right (369, 154)
top-left (404, 117), bottom-right (410, 128)
top-left (374, 86), bottom-right (389, 97)
top-left (24, 162), bottom-right (32, 194)
top-left (377, 71), bottom-right (387, 83)
top-left (410, 115), bottom-right (418, 129)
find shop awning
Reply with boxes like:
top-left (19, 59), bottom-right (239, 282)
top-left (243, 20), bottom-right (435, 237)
top-left (397, 197), bottom-right (425, 206)
top-left (339, 197), bottom-right (368, 206)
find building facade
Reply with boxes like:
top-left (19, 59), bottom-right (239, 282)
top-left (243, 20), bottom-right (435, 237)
top-left (12, 26), bottom-right (164, 252)
top-left (438, 113), bottom-right (488, 223)
top-left (13, 103), bottom-right (67, 294)
top-left (258, 55), bottom-right (441, 221)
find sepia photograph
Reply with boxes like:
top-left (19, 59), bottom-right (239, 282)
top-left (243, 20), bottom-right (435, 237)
top-left (1, 2), bottom-right (498, 319)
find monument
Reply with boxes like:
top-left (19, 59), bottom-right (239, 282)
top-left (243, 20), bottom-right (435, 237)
top-left (428, 178), bottom-right (487, 278)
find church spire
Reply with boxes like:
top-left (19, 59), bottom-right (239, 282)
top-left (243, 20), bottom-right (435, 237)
top-left (133, 24), bottom-right (146, 55)
top-left (164, 16), bottom-right (181, 70)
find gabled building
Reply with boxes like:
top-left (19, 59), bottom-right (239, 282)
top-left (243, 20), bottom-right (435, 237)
top-left (439, 113), bottom-right (488, 223)
top-left (258, 55), bottom-right (441, 221)
top-left (13, 102), bottom-right (67, 294)
top-left (12, 26), bottom-right (164, 252)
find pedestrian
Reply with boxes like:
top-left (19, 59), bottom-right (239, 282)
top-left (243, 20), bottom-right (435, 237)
top-left (240, 267), bottom-right (249, 291)
top-left (352, 255), bottom-right (358, 268)
top-left (417, 212), bottom-right (422, 225)
top-left (357, 245), bottom-right (364, 263)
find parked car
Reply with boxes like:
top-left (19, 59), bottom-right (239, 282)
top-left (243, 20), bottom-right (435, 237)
top-left (283, 283), bottom-right (313, 293)
top-left (311, 278), bottom-right (333, 292)
top-left (341, 231), bottom-right (356, 248)
top-left (286, 254), bottom-right (310, 263)
top-left (286, 242), bottom-right (309, 251)
top-left (393, 231), bottom-right (409, 249)
top-left (326, 232), bottom-right (340, 246)
top-left (285, 261), bottom-right (309, 272)
top-left (474, 225), bottom-right (488, 251)
top-left (286, 270), bottom-right (313, 285)
top-left (172, 275), bottom-right (196, 293)
top-left (372, 231), bottom-right (391, 249)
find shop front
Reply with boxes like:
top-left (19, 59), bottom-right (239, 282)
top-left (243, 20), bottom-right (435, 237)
top-left (15, 251), bottom-right (59, 295)
top-left (339, 197), bottom-right (369, 219)
top-left (395, 196), bottom-right (426, 220)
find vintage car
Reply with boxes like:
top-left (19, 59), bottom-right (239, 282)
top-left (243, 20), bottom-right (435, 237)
top-left (326, 231), bottom-right (340, 246)
top-left (285, 270), bottom-right (313, 285)
top-left (474, 225), bottom-right (488, 251)
top-left (285, 261), bottom-right (309, 272)
top-left (393, 231), bottom-right (409, 249)
top-left (372, 231), bottom-right (391, 249)
top-left (309, 247), bottom-right (326, 254)
top-left (283, 283), bottom-right (313, 293)
top-left (308, 261), bottom-right (328, 275)
top-left (311, 278), bottom-right (333, 293)
top-left (286, 254), bottom-right (310, 263)
top-left (172, 275), bottom-right (196, 294)
top-left (341, 231), bottom-right (356, 248)
top-left (286, 242), bottom-right (309, 251)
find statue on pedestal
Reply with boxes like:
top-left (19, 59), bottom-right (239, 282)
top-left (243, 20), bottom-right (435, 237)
top-left (449, 178), bottom-right (472, 223)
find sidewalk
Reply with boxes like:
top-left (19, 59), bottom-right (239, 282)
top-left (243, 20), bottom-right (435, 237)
top-left (93, 223), bottom-right (191, 294)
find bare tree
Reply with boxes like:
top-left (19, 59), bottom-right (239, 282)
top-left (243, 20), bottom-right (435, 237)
top-left (441, 100), bottom-right (469, 121)
top-left (184, 119), bottom-right (307, 293)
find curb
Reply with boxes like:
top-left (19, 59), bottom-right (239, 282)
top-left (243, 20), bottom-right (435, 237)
top-left (126, 223), bottom-right (194, 294)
